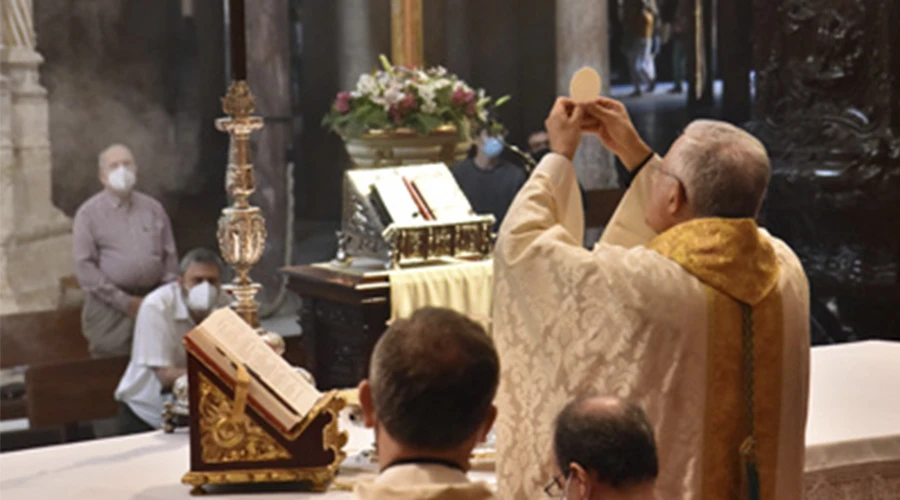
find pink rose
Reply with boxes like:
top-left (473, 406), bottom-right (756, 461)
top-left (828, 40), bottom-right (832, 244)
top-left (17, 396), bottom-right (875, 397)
top-left (400, 94), bottom-right (417, 111)
top-left (451, 87), bottom-right (468, 106)
top-left (451, 87), bottom-right (476, 108)
top-left (336, 91), bottom-right (352, 114)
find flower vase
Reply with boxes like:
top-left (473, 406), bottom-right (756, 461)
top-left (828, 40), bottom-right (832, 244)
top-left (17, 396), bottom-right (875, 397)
top-left (343, 126), bottom-right (471, 169)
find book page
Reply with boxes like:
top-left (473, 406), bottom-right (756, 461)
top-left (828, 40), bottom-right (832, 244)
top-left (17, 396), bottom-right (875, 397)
top-left (371, 176), bottom-right (424, 224)
top-left (413, 171), bottom-right (474, 221)
top-left (186, 328), bottom-right (300, 429)
top-left (200, 308), bottom-right (320, 416)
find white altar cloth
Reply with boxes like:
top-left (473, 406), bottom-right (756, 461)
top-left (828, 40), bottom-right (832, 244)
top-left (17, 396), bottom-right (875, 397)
top-left (803, 341), bottom-right (900, 499)
top-left (0, 341), bottom-right (897, 499)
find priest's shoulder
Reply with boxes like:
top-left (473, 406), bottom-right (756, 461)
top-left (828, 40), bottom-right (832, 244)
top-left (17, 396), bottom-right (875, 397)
top-left (759, 228), bottom-right (805, 275)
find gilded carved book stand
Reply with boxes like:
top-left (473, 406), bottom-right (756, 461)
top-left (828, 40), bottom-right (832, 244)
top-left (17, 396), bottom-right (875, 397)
top-left (181, 309), bottom-right (348, 494)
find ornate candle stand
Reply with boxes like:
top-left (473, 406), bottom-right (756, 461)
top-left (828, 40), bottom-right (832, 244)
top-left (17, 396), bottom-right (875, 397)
top-left (216, 80), bottom-right (285, 353)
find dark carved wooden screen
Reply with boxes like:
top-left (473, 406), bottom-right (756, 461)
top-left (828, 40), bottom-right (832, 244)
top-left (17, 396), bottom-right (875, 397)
top-left (747, 0), bottom-right (900, 339)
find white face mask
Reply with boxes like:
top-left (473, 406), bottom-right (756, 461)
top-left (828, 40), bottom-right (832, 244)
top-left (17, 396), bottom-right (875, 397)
top-left (186, 281), bottom-right (218, 312)
top-left (107, 165), bottom-right (137, 193)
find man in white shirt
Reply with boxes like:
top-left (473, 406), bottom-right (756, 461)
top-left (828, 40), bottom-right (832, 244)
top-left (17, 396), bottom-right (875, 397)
top-left (113, 248), bottom-right (229, 433)
top-left (354, 307), bottom-right (499, 500)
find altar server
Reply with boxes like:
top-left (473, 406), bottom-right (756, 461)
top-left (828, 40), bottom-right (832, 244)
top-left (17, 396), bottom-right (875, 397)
top-left (547, 395), bottom-right (660, 500)
top-left (492, 97), bottom-right (810, 500)
top-left (355, 307), bottom-right (498, 500)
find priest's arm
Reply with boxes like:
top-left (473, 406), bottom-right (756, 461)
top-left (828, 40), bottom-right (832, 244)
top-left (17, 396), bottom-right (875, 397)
top-left (495, 97), bottom-right (660, 274)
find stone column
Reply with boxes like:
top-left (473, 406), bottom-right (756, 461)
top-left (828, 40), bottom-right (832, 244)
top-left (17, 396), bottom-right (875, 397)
top-left (556, 0), bottom-right (615, 190)
top-left (336, 0), bottom-right (390, 91)
top-left (1, 0), bottom-right (73, 314)
top-left (245, 0), bottom-right (293, 314)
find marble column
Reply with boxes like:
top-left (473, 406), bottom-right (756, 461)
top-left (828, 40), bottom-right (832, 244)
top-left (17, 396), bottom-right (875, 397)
top-left (0, 0), bottom-right (73, 314)
top-left (336, 0), bottom-right (390, 91)
top-left (556, 0), bottom-right (615, 190)
top-left (245, 0), bottom-right (293, 314)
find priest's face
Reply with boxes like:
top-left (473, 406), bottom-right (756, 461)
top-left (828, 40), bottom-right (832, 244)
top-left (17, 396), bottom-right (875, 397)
top-left (645, 139), bottom-right (691, 233)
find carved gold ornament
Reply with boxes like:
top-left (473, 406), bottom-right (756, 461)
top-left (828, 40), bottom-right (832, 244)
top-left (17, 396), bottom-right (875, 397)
top-left (196, 372), bottom-right (291, 464)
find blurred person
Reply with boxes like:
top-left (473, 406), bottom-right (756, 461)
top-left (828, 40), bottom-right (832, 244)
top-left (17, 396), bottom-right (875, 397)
top-left (451, 126), bottom-right (527, 231)
top-left (113, 248), bottom-right (228, 434)
top-left (528, 130), bottom-right (551, 163)
top-left (660, 0), bottom-right (691, 93)
top-left (73, 144), bottom-right (178, 359)
top-left (621, 0), bottom-right (659, 96)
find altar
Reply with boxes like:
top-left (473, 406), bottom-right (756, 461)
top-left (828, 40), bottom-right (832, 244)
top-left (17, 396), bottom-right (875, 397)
top-left (283, 258), bottom-right (493, 390)
top-left (3, 342), bottom-right (895, 499)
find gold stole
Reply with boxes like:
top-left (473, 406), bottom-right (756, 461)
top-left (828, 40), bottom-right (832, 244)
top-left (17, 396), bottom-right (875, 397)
top-left (649, 218), bottom-right (784, 500)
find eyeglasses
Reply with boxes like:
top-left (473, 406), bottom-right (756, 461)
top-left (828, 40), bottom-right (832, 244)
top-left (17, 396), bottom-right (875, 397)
top-left (543, 475), bottom-right (566, 498)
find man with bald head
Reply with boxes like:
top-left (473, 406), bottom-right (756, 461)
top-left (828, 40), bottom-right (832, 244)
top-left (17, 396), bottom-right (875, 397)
top-left (73, 144), bottom-right (178, 359)
top-left (547, 396), bottom-right (659, 500)
top-left (492, 98), bottom-right (809, 500)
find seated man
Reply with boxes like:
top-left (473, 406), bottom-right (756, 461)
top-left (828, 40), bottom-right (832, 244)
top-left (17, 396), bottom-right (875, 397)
top-left (113, 248), bottom-right (229, 434)
top-left (547, 395), bottom-right (659, 500)
top-left (354, 307), bottom-right (499, 500)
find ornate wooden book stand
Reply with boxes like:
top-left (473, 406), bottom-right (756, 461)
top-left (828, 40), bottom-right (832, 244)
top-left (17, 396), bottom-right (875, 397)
top-left (180, 349), bottom-right (348, 494)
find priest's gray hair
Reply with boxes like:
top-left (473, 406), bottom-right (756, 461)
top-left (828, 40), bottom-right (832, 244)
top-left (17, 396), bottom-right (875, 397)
top-left (671, 120), bottom-right (771, 218)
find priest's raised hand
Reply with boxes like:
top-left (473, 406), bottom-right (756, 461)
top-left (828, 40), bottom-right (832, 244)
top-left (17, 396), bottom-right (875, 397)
top-left (543, 97), bottom-right (584, 162)
top-left (582, 97), bottom-right (652, 170)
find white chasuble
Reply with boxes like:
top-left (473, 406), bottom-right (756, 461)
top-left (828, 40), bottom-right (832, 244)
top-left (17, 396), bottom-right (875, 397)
top-left (491, 153), bottom-right (810, 500)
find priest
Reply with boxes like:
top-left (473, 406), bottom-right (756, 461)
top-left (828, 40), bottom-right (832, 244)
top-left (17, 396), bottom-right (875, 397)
top-left (492, 97), bottom-right (810, 500)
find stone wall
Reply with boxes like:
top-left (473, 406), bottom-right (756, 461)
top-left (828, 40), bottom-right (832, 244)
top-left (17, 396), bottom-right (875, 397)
top-left (33, 0), bottom-right (229, 269)
top-left (1, 0), bottom-right (73, 314)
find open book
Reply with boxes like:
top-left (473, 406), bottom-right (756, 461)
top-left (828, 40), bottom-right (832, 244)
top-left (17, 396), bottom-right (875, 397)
top-left (356, 164), bottom-right (476, 226)
top-left (184, 308), bottom-right (321, 433)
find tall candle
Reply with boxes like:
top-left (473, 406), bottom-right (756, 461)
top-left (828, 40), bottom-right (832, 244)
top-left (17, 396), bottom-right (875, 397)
top-left (229, 0), bottom-right (246, 80)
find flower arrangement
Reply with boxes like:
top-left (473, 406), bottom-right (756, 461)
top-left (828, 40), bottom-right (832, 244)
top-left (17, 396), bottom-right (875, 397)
top-left (323, 56), bottom-right (509, 140)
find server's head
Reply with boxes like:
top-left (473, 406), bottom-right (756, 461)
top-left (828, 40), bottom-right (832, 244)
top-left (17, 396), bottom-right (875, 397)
top-left (646, 119), bottom-right (771, 233)
top-left (548, 395), bottom-right (659, 500)
top-left (358, 307), bottom-right (499, 466)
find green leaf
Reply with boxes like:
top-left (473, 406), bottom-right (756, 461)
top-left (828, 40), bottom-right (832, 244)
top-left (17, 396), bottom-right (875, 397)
top-left (416, 114), bottom-right (443, 132)
top-left (379, 54), bottom-right (394, 74)
top-left (493, 95), bottom-right (511, 107)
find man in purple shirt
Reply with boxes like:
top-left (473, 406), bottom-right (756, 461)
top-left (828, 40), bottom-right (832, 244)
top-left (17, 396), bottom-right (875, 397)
top-left (73, 144), bottom-right (179, 358)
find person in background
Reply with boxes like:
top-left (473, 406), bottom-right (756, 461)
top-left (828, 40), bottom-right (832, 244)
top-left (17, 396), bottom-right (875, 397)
top-left (113, 248), bottom-right (228, 434)
top-left (660, 0), bottom-right (691, 94)
top-left (451, 125), bottom-right (527, 231)
top-left (528, 130), bottom-right (551, 163)
top-left (621, 0), bottom-right (659, 97)
top-left (73, 144), bottom-right (178, 359)
top-left (354, 307), bottom-right (498, 500)
top-left (546, 395), bottom-right (659, 500)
